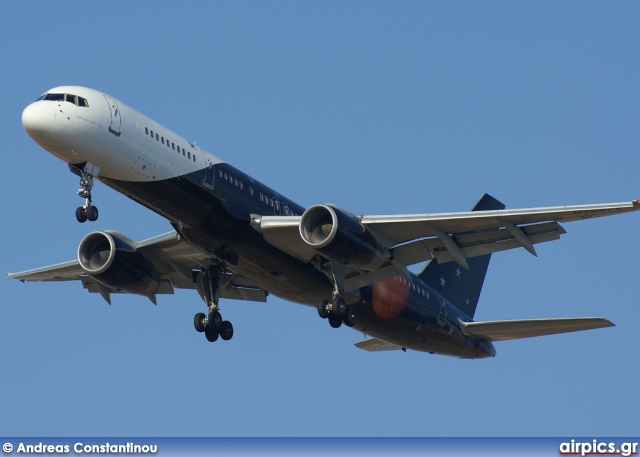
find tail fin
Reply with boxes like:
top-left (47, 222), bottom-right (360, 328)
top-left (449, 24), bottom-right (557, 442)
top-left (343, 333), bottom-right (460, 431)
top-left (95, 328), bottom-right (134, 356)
top-left (417, 194), bottom-right (505, 319)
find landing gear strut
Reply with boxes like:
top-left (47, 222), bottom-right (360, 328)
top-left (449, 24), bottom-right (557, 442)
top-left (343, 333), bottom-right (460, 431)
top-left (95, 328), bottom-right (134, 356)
top-left (193, 267), bottom-right (234, 343)
top-left (75, 169), bottom-right (98, 223)
top-left (316, 262), bottom-right (357, 329)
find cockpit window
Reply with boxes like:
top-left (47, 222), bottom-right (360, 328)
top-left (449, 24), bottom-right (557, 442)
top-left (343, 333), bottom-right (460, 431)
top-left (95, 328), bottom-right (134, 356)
top-left (39, 93), bottom-right (89, 107)
top-left (43, 93), bottom-right (65, 101)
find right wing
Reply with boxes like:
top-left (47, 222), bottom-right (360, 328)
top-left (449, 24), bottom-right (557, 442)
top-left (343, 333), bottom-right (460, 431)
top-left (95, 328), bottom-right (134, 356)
top-left (252, 198), bottom-right (640, 291)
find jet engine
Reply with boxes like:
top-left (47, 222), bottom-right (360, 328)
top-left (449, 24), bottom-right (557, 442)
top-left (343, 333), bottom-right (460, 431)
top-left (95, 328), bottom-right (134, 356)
top-left (299, 204), bottom-right (385, 270)
top-left (78, 231), bottom-right (162, 296)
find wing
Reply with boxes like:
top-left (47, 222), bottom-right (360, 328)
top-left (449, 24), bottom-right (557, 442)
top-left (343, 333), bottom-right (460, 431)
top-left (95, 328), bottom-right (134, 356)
top-left (6, 230), bottom-right (267, 304)
top-left (252, 199), bottom-right (640, 290)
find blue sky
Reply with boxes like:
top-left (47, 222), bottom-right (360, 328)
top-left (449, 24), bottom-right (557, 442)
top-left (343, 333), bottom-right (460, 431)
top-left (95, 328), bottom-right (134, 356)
top-left (1, 1), bottom-right (639, 437)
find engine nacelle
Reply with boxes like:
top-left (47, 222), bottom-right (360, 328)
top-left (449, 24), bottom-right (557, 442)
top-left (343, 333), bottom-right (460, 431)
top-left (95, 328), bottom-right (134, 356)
top-left (78, 231), bottom-right (161, 296)
top-left (299, 204), bottom-right (385, 271)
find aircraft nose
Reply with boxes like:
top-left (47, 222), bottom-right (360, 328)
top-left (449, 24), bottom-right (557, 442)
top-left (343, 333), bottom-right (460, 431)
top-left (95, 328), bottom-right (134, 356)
top-left (22, 102), bottom-right (56, 138)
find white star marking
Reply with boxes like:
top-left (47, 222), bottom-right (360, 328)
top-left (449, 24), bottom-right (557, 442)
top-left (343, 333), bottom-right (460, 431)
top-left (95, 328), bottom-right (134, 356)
top-left (456, 267), bottom-right (461, 278)
top-left (440, 276), bottom-right (446, 287)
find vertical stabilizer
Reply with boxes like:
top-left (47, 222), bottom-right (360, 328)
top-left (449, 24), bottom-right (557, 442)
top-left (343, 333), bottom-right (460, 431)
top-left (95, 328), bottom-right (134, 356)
top-left (417, 194), bottom-right (505, 319)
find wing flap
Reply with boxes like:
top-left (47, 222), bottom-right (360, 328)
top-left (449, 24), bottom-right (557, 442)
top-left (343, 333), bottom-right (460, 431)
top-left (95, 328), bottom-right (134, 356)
top-left (459, 317), bottom-right (614, 341)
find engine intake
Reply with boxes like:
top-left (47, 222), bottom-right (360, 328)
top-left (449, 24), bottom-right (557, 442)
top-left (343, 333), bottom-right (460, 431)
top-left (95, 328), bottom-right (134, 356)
top-left (78, 231), bottom-right (162, 296)
top-left (299, 204), bottom-right (385, 270)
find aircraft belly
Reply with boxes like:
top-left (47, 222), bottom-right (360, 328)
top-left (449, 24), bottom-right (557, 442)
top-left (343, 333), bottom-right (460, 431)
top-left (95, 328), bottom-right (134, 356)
top-left (352, 308), bottom-right (493, 358)
top-left (101, 171), bottom-right (332, 304)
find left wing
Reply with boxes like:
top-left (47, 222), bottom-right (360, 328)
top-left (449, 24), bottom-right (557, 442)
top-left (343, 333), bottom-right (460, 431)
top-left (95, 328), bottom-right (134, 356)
top-left (252, 198), bottom-right (640, 291)
top-left (6, 230), bottom-right (267, 304)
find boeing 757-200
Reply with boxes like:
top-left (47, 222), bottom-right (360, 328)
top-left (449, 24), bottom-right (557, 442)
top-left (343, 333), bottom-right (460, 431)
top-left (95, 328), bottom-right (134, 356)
top-left (7, 86), bottom-right (639, 358)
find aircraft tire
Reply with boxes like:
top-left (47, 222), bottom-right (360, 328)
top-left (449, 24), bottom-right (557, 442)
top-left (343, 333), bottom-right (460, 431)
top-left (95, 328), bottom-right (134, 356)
top-left (194, 312), bottom-right (207, 333)
top-left (317, 300), bottom-right (330, 319)
top-left (75, 207), bottom-right (87, 223)
top-left (328, 315), bottom-right (342, 329)
top-left (220, 321), bottom-right (234, 341)
top-left (87, 205), bottom-right (99, 222)
top-left (208, 310), bottom-right (223, 330)
top-left (331, 297), bottom-right (347, 318)
top-left (204, 326), bottom-right (219, 342)
top-left (343, 306), bottom-right (357, 327)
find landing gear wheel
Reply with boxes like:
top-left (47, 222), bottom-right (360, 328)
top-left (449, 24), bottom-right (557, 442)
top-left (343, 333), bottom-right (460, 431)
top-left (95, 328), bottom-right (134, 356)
top-left (317, 300), bottom-right (330, 319)
top-left (194, 312), bottom-right (207, 333)
top-left (204, 326), bottom-right (219, 342)
top-left (75, 207), bottom-right (87, 223)
top-left (87, 205), bottom-right (99, 222)
top-left (208, 310), bottom-right (223, 330)
top-left (328, 314), bottom-right (343, 329)
top-left (343, 306), bottom-right (357, 327)
top-left (331, 297), bottom-right (347, 317)
top-left (219, 321), bottom-right (234, 341)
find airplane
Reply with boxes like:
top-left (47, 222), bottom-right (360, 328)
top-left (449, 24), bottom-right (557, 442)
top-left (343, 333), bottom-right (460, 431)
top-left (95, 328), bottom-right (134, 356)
top-left (6, 85), bottom-right (640, 358)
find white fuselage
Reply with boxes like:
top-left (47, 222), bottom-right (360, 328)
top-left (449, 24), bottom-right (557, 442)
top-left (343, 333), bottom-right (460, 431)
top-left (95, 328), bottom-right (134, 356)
top-left (23, 86), bottom-right (220, 186)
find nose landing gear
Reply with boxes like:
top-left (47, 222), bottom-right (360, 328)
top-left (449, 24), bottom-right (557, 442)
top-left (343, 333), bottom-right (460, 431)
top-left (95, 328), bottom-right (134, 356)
top-left (73, 165), bottom-right (99, 223)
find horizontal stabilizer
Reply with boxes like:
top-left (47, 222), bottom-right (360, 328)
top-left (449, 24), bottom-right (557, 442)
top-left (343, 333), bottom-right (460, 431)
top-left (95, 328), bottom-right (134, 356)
top-left (354, 338), bottom-right (403, 352)
top-left (459, 317), bottom-right (614, 341)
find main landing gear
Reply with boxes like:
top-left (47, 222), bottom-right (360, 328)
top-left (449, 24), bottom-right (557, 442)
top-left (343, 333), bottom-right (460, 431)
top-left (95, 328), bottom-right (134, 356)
top-left (317, 296), bottom-right (357, 329)
top-left (75, 169), bottom-right (99, 223)
top-left (193, 267), bottom-right (234, 344)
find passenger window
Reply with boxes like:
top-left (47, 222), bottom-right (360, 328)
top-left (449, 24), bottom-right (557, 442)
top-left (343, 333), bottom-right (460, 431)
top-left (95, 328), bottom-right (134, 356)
top-left (249, 188), bottom-right (254, 196)
top-left (172, 143), bottom-right (175, 150)
top-left (270, 199), bottom-right (274, 207)
top-left (182, 149), bottom-right (186, 156)
top-left (260, 193), bottom-right (263, 202)
top-left (161, 137), bottom-right (165, 144)
top-left (193, 155), bottom-right (196, 162)
top-left (239, 182), bottom-right (243, 190)
top-left (188, 152), bottom-right (191, 159)
top-left (156, 134), bottom-right (159, 141)
top-left (224, 173), bottom-right (227, 180)
top-left (218, 170), bottom-right (223, 177)
top-left (234, 179), bottom-right (238, 186)
top-left (145, 127), bottom-right (149, 135)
